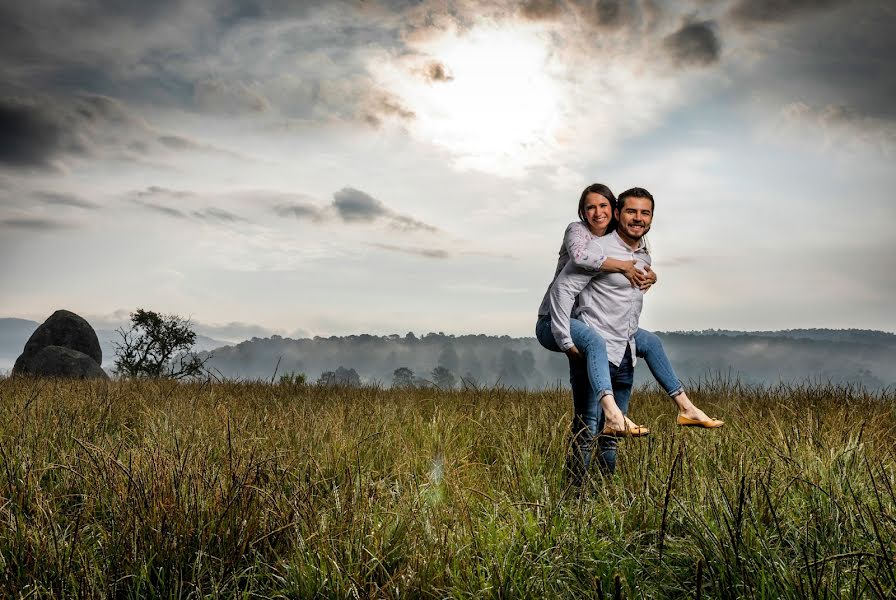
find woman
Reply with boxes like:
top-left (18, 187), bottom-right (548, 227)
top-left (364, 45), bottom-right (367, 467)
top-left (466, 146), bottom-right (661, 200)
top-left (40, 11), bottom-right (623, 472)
top-left (535, 184), bottom-right (722, 472)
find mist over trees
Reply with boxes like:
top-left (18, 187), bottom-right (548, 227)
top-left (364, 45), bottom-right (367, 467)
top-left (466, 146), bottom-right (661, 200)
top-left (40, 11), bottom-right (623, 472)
top-left (199, 329), bottom-right (896, 391)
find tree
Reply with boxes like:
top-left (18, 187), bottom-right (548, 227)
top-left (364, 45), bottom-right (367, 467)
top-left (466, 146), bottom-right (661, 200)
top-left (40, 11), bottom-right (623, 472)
top-left (431, 365), bottom-right (457, 390)
top-left (392, 367), bottom-right (415, 388)
top-left (113, 309), bottom-right (209, 379)
top-left (318, 366), bottom-right (361, 386)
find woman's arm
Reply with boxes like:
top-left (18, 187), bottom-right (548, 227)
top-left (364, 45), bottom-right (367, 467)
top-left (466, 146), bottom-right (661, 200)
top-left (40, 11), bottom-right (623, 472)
top-left (563, 221), bottom-right (606, 271)
top-left (600, 257), bottom-right (652, 288)
top-left (549, 246), bottom-right (599, 351)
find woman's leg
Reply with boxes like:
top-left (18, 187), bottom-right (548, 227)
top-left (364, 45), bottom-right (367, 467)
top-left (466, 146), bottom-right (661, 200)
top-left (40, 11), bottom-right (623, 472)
top-left (634, 328), bottom-right (715, 422)
top-left (535, 314), bottom-right (562, 352)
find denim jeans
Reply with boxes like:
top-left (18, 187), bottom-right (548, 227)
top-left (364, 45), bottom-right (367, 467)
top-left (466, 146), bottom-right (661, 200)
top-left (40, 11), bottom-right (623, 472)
top-left (566, 346), bottom-right (634, 481)
top-left (535, 314), bottom-right (613, 398)
top-left (535, 315), bottom-right (684, 398)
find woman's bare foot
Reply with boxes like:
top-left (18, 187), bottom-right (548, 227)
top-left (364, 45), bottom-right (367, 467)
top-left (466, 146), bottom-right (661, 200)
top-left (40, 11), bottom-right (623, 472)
top-left (672, 392), bottom-right (712, 422)
top-left (600, 395), bottom-right (627, 432)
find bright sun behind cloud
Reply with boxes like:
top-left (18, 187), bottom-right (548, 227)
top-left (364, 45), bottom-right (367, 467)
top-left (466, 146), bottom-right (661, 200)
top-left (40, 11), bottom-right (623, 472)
top-left (377, 24), bottom-right (566, 177)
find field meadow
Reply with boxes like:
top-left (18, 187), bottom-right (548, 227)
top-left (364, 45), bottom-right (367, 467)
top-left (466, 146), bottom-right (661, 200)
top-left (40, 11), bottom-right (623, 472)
top-left (1, 377), bottom-right (895, 598)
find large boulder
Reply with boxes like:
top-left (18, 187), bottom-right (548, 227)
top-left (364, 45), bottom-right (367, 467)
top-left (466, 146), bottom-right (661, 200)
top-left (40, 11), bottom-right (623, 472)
top-left (12, 309), bottom-right (103, 376)
top-left (20, 345), bottom-right (109, 379)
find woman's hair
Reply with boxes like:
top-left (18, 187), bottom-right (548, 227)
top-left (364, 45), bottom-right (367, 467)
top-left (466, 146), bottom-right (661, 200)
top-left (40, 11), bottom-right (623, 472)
top-left (578, 183), bottom-right (617, 233)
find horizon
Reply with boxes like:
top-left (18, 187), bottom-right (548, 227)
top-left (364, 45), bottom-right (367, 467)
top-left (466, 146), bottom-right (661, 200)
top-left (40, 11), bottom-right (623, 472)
top-left (2, 1), bottom-right (895, 336)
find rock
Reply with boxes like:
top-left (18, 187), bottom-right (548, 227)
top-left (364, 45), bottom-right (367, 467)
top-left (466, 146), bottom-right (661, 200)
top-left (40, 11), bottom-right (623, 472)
top-left (21, 345), bottom-right (109, 379)
top-left (12, 309), bottom-right (102, 375)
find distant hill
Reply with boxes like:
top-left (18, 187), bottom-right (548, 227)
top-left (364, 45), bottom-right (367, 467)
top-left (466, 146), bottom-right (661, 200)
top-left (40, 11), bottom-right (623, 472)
top-left (197, 329), bottom-right (896, 391)
top-left (0, 318), bottom-right (230, 372)
top-left (3, 318), bottom-right (893, 389)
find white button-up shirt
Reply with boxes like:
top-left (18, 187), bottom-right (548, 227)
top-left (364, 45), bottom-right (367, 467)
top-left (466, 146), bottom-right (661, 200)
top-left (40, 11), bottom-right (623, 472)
top-left (549, 230), bottom-right (650, 366)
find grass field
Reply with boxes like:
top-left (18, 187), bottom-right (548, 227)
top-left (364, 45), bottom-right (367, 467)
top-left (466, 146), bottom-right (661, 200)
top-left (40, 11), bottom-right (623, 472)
top-left (1, 377), bottom-right (894, 598)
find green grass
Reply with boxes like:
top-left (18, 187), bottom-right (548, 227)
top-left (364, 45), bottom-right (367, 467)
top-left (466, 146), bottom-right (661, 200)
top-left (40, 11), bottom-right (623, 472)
top-left (0, 377), bottom-right (894, 598)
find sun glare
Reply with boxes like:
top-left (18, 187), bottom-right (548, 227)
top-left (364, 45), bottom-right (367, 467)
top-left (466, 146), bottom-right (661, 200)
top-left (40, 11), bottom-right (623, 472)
top-left (379, 25), bottom-right (565, 176)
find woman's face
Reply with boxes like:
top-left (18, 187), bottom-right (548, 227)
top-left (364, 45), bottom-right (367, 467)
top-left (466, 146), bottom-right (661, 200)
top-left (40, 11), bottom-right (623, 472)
top-left (583, 192), bottom-right (612, 235)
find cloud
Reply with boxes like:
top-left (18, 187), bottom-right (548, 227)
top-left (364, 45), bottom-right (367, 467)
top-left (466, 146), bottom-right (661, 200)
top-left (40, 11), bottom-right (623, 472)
top-left (728, 0), bottom-right (850, 26)
top-left (136, 201), bottom-right (188, 219)
top-left (132, 186), bottom-right (251, 223)
top-left (369, 242), bottom-right (450, 259)
top-left (34, 191), bottom-right (99, 209)
top-left (424, 61), bottom-right (454, 83)
top-left (333, 187), bottom-right (437, 231)
top-left (0, 99), bottom-right (68, 169)
top-left (0, 94), bottom-right (249, 172)
top-left (193, 78), bottom-right (271, 115)
top-left (192, 207), bottom-right (248, 223)
top-left (519, 0), bottom-right (565, 21)
top-left (1, 217), bottom-right (74, 230)
top-left (273, 186), bottom-right (437, 231)
top-left (361, 91), bottom-right (416, 127)
top-left (772, 101), bottom-right (896, 156)
top-left (573, 0), bottom-right (636, 30)
top-left (664, 20), bottom-right (721, 68)
top-left (272, 201), bottom-right (327, 222)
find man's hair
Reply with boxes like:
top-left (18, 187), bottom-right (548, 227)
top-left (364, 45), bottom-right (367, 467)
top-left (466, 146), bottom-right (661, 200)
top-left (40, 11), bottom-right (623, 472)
top-left (617, 187), bottom-right (654, 211)
top-left (577, 183), bottom-right (617, 231)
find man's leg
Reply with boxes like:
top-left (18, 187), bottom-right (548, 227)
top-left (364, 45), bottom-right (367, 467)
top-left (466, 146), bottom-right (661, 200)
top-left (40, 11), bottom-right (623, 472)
top-left (595, 347), bottom-right (635, 475)
top-left (566, 357), bottom-right (601, 485)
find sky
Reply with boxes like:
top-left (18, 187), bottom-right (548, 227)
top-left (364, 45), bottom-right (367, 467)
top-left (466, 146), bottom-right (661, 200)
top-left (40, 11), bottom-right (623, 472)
top-left (1, 0), bottom-right (895, 342)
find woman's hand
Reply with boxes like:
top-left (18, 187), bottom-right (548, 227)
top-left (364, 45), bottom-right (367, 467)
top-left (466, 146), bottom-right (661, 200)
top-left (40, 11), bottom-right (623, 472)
top-left (619, 260), bottom-right (651, 289)
top-left (639, 265), bottom-right (658, 291)
top-left (565, 345), bottom-right (583, 361)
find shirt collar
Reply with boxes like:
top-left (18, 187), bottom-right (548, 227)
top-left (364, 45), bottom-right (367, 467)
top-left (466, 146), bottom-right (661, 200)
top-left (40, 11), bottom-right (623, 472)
top-left (609, 229), bottom-right (648, 253)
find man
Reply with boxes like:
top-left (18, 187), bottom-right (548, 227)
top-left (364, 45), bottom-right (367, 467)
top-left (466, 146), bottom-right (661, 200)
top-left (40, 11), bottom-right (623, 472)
top-left (554, 187), bottom-right (655, 481)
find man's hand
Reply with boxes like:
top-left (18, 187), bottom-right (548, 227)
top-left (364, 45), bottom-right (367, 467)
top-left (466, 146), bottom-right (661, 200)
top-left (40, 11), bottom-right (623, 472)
top-left (564, 345), bottom-right (584, 361)
top-left (639, 265), bottom-right (658, 291)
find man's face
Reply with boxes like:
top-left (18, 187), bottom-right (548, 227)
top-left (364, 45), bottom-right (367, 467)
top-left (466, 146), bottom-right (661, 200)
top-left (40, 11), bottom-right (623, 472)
top-left (614, 196), bottom-right (653, 241)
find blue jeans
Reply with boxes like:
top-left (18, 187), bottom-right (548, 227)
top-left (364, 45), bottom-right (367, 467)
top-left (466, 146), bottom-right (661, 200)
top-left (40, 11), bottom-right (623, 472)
top-left (535, 315), bottom-right (684, 398)
top-left (566, 346), bottom-right (634, 479)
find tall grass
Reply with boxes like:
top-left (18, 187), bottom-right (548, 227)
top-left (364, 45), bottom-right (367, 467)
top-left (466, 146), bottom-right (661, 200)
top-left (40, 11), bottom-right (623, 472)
top-left (0, 377), bottom-right (894, 598)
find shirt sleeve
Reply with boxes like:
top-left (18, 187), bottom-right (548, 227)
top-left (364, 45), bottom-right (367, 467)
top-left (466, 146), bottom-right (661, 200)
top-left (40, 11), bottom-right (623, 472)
top-left (564, 221), bottom-right (606, 271)
top-left (549, 259), bottom-right (595, 351)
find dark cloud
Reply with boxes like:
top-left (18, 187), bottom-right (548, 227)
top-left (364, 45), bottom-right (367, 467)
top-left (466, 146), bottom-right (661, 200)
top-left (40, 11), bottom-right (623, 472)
top-left (424, 61), bottom-right (454, 83)
top-left (520, 0), bottom-right (565, 21)
top-left (574, 0), bottom-right (634, 30)
top-left (333, 187), bottom-right (437, 232)
top-left (362, 92), bottom-right (415, 127)
top-left (370, 242), bottom-right (450, 259)
top-left (1, 217), bottom-right (73, 230)
top-left (34, 191), bottom-right (99, 209)
top-left (332, 187), bottom-right (389, 222)
top-left (0, 99), bottom-right (65, 168)
top-left (0, 94), bottom-right (248, 171)
top-left (664, 20), bottom-right (721, 68)
top-left (274, 186), bottom-right (437, 232)
top-left (728, 0), bottom-right (850, 26)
